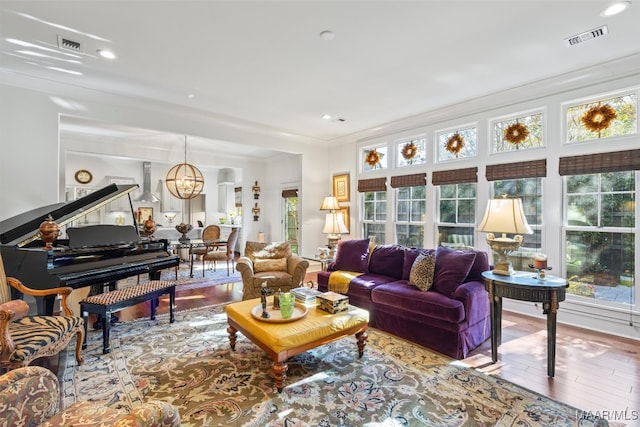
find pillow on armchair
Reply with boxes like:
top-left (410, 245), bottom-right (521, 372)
top-left (246, 241), bottom-right (291, 272)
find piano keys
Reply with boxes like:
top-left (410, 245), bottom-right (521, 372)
top-left (0, 183), bottom-right (180, 314)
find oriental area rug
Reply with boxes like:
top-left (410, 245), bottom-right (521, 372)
top-left (59, 304), bottom-right (608, 427)
top-left (118, 260), bottom-right (242, 289)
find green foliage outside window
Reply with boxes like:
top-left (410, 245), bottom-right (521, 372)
top-left (565, 172), bottom-right (636, 302)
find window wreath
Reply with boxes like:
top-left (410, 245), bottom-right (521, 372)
top-left (445, 133), bottom-right (464, 156)
top-left (503, 122), bottom-right (529, 145)
top-left (401, 142), bottom-right (417, 161)
top-left (581, 104), bottom-right (617, 133)
top-left (365, 149), bottom-right (382, 168)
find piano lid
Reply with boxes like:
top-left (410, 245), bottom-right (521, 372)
top-left (0, 183), bottom-right (139, 247)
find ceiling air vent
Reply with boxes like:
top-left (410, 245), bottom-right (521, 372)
top-left (57, 35), bottom-right (82, 52)
top-left (565, 25), bottom-right (608, 46)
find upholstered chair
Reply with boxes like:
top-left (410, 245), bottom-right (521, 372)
top-left (202, 227), bottom-right (239, 276)
top-left (236, 241), bottom-right (309, 300)
top-left (0, 253), bottom-right (84, 372)
top-left (0, 365), bottom-right (181, 426)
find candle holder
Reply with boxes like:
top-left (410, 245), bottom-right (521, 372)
top-left (529, 264), bottom-right (552, 282)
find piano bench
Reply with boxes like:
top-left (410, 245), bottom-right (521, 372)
top-left (79, 280), bottom-right (176, 354)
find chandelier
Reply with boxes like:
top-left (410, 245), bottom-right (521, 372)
top-left (165, 136), bottom-right (204, 200)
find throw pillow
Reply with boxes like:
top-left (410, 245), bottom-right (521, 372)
top-left (402, 248), bottom-right (434, 280)
top-left (432, 246), bottom-right (477, 298)
top-left (368, 245), bottom-right (405, 279)
top-left (246, 241), bottom-right (292, 263)
top-left (254, 257), bottom-right (288, 273)
top-left (333, 238), bottom-right (371, 273)
top-left (408, 252), bottom-right (436, 291)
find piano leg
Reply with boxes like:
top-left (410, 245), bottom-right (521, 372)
top-left (33, 295), bottom-right (57, 315)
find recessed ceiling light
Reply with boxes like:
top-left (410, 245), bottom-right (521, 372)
top-left (601, 1), bottom-right (631, 16)
top-left (319, 30), bottom-right (335, 41)
top-left (321, 114), bottom-right (332, 120)
top-left (96, 49), bottom-right (116, 59)
top-left (187, 93), bottom-right (195, 99)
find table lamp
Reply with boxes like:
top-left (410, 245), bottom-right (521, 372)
top-left (323, 212), bottom-right (348, 258)
top-left (478, 195), bottom-right (532, 275)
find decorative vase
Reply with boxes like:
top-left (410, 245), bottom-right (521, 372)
top-left (39, 214), bottom-right (60, 250)
top-left (175, 223), bottom-right (193, 243)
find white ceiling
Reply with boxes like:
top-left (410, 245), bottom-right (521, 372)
top-left (2, 0), bottom-right (640, 149)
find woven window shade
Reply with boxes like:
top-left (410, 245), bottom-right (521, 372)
top-left (357, 177), bottom-right (387, 192)
top-left (432, 167), bottom-right (478, 185)
top-left (559, 149), bottom-right (640, 176)
top-left (281, 189), bottom-right (298, 198)
top-left (486, 159), bottom-right (547, 181)
top-left (389, 173), bottom-right (426, 188)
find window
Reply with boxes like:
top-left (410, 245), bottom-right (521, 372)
top-left (491, 111), bottom-right (544, 153)
top-left (564, 172), bottom-right (636, 304)
top-left (358, 178), bottom-right (387, 243)
top-left (565, 92), bottom-right (637, 143)
top-left (491, 177), bottom-right (543, 271)
top-left (436, 126), bottom-right (477, 161)
top-left (395, 185), bottom-right (425, 247)
top-left (396, 137), bottom-right (426, 167)
top-left (363, 191), bottom-right (386, 243)
top-left (437, 183), bottom-right (476, 248)
top-left (362, 145), bottom-right (388, 171)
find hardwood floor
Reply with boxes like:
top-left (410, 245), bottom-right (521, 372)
top-left (83, 269), bottom-right (639, 420)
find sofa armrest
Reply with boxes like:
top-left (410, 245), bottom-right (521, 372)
top-left (287, 255), bottom-right (310, 287)
top-left (0, 366), bottom-right (60, 425)
top-left (453, 280), bottom-right (489, 325)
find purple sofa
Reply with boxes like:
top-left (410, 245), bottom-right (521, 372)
top-left (317, 239), bottom-right (491, 359)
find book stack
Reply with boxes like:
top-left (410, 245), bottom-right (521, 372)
top-left (291, 287), bottom-right (322, 306)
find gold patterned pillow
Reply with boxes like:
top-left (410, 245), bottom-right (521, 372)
top-left (254, 257), bottom-right (288, 272)
top-left (409, 253), bottom-right (436, 291)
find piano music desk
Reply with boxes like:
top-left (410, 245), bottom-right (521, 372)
top-left (80, 280), bottom-right (176, 354)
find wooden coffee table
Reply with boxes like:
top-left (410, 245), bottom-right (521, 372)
top-left (225, 298), bottom-right (369, 392)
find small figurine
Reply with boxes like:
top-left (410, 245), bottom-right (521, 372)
top-left (260, 282), bottom-right (273, 318)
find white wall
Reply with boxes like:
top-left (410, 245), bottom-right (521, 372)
top-left (0, 79), bottom-right (328, 257)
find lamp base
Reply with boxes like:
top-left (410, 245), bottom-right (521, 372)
top-left (326, 235), bottom-right (340, 259)
top-left (486, 233), bottom-right (524, 276)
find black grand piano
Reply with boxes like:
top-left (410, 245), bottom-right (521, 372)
top-left (0, 183), bottom-right (180, 314)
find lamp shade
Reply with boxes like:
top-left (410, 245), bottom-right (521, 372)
top-left (323, 212), bottom-right (348, 235)
top-left (320, 196), bottom-right (341, 211)
top-left (478, 197), bottom-right (533, 235)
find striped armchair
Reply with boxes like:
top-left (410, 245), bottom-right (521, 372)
top-left (0, 253), bottom-right (84, 371)
top-left (0, 366), bottom-right (181, 427)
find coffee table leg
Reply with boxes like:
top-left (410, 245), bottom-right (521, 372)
top-left (227, 325), bottom-right (237, 350)
top-left (273, 361), bottom-right (288, 393)
top-left (356, 329), bottom-right (368, 357)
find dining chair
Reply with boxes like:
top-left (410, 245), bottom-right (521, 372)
top-left (202, 228), bottom-right (239, 276)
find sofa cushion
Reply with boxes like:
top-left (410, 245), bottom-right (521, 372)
top-left (368, 245), bottom-right (405, 279)
top-left (402, 248), bottom-right (434, 280)
top-left (465, 250), bottom-right (489, 281)
top-left (409, 252), bottom-right (436, 291)
top-left (371, 281), bottom-right (465, 324)
top-left (333, 239), bottom-right (370, 273)
top-left (432, 246), bottom-right (477, 298)
top-left (254, 257), bottom-right (287, 272)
